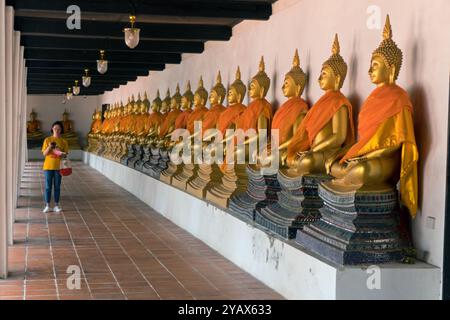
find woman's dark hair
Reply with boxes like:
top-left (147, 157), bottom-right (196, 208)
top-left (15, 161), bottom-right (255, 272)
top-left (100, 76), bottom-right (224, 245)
top-left (51, 121), bottom-right (64, 134)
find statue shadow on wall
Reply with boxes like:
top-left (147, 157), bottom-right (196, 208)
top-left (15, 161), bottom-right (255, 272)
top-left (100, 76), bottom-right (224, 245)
top-left (408, 40), bottom-right (430, 215)
top-left (270, 54), bottom-right (280, 111)
top-left (347, 33), bottom-right (362, 126)
top-left (303, 49), bottom-right (312, 107)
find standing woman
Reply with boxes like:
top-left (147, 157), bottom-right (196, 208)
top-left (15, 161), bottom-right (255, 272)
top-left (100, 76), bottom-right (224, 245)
top-left (41, 121), bottom-right (69, 213)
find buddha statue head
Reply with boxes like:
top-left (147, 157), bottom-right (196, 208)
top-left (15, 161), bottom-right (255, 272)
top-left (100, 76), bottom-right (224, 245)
top-left (283, 49), bottom-right (307, 98)
top-left (194, 76), bottom-right (208, 107)
top-left (119, 101), bottom-right (125, 117)
top-left (30, 109), bottom-right (37, 121)
top-left (209, 71), bottom-right (226, 106)
top-left (249, 56), bottom-right (270, 100)
top-left (161, 89), bottom-right (171, 113)
top-left (369, 15), bottom-right (403, 86)
top-left (132, 94), bottom-right (139, 114)
top-left (126, 97), bottom-right (132, 115)
top-left (142, 92), bottom-right (151, 113)
top-left (319, 34), bottom-right (347, 91)
top-left (228, 66), bottom-right (246, 105)
top-left (170, 84), bottom-right (182, 110)
top-left (181, 81), bottom-right (194, 111)
top-left (151, 90), bottom-right (163, 113)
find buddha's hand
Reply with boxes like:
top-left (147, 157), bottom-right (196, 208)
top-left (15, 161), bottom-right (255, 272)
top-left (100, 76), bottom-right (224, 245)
top-left (296, 150), bottom-right (310, 160)
top-left (344, 156), bottom-right (367, 170)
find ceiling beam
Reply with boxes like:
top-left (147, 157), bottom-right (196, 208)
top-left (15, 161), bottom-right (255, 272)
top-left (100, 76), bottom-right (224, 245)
top-left (27, 73), bottom-right (137, 81)
top-left (28, 68), bottom-right (148, 77)
top-left (27, 78), bottom-right (128, 85)
top-left (26, 60), bottom-right (164, 71)
top-left (24, 48), bottom-right (181, 64)
top-left (21, 35), bottom-right (204, 54)
top-left (7, 0), bottom-right (272, 21)
top-left (15, 17), bottom-right (232, 41)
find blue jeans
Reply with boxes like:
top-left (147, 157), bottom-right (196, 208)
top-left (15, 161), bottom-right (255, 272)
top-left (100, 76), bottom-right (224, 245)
top-left (44, 170), bottom-right (62, 204)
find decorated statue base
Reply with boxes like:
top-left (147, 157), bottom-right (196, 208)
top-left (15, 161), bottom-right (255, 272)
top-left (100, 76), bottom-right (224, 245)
top-left (255, 171), bottom-right (330, 239)
top-left (160, 162), bottom-right (182, 184)
top-left (142, 147), bottom-right (164, 179)
top-left (186, 163), bottom-right (223, 199)
top-left (205, 164), bottom-right (248, 209)
top-left (158, 148), bottom-right (171, 173)
top-left (135, 145), bottom-right (150, 172)
top-left (121, 144), bottom-right (135, 166)
top-left (295, 181), bottom-right (409, 265)
top-left (228, 165), bottom-right (281, 221)
top-left (171, 164), bottom-right (198, 190)
top-left (127, 145), bottom-right (143, 169)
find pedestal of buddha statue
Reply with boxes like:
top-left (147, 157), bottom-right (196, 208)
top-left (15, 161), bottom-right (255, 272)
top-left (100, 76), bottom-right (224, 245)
top-left (296, 16), bottom-right (417, 264)
top-left (142, 88), bottom-right (178, 179)
top-left (135, 91), bottom-right (164, 172)
top-left (160, 83), bottom-right (194, 184)
top-left (186, 72), bottom-right (227, 198)
top-left (171, 78), bottom-right (209, 190)
top-left (27, 110), bottom-right (45, 149)
top-left (257, 35), bottom-right (355, 239)
top-left (229, 50), bottom-right (308, 221)
top-left (206, 57), bottom-right (273, 209)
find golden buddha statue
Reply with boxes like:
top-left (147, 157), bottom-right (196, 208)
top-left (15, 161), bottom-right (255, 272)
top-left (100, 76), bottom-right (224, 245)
top-left (206, 57), bottom-right (273, 208)
top-left (257, 49), bottom-right (309, 168)
top-left (174, 81), bottom-right (194, 133)
top-left (87, 108), bottom-right (102, 152)
top-left (171, 77), bottom-right (209, 190)
top-left (134, 93), bottom-right (150, 145)
top-left (284, 34), bottom-right (355, 177)
top-left (328, 15), bottom-right (418, 217)
top-left (157, 88), bottom-right (183, 148)
top-left (61, 109), bottom-right (81, 149)
top-left (160, 82), bottom-right (195, 184)
top-left (144, 90), bottom-right (164, 146)
top-left (27, 109), bottom-right (45, 148)
top-left (186, 71), bottom-right (227, 197)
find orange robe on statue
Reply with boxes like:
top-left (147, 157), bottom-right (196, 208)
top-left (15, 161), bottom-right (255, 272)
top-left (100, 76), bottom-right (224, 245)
top-left (235, 98), bottom-right (272, 131)
top-left (340, 84), bottom-right (418, 217)
top-left (159, 110), bottom-right (182, 138)
top-left (186, 106), bottom-right (208, 134)
top-left (272, 97), bottom-right (309, 145)
top-left (216, 103), bottom-right (246, 134)
top-left (174, 110), bottom-right (192, 130)
top-left (287, 90), bottom-right (355, 160)
top-left (201, 104), bottom-right (226, 132)
top-left (145, 112), bottom-right (163, 133)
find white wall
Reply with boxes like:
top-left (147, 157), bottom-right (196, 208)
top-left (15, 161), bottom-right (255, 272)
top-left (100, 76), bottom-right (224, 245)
top-left (97, 0), bottom-right (450, 269)
top-left (27, 95), bottom-right (100, 147)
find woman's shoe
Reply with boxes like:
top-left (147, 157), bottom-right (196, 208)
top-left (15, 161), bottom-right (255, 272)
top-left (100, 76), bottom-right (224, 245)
top-left (42, 205), bottom-right (51, 213)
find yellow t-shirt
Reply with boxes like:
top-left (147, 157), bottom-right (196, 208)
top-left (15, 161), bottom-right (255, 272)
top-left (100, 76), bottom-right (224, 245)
top-left (42, 137), bottom-right (69, 170)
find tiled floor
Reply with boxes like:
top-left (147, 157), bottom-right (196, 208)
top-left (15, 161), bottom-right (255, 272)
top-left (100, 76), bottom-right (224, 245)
top-left (0, 161), bottom-right (283, 300)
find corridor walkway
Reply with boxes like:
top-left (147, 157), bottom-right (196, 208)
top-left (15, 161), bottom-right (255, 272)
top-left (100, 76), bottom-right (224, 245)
top-left (0, 161), bottom-right (283, 300)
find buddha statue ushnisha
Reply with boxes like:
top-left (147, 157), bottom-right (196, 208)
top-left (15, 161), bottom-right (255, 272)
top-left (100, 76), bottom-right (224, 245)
top-left (284, 34), bottom-right (355, 177)
top-left (329, 15), bottom-right (418, 217)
